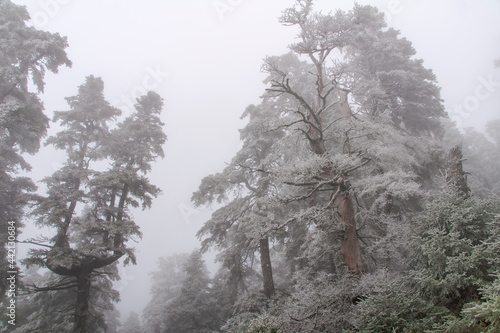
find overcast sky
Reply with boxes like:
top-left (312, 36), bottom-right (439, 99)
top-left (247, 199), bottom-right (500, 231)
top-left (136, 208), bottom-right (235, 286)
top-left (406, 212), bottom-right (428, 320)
top-left (12, 0), bottom-right (500, 323)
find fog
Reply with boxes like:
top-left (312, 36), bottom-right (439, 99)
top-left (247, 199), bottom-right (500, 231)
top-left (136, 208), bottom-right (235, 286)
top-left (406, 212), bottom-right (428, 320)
top-left (11, 0), bottom-right (500, 323)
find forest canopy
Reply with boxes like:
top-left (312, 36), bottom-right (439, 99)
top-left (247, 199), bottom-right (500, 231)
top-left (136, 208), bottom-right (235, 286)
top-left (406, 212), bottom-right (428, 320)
top-left (1, 0), bottom-right (499, 332)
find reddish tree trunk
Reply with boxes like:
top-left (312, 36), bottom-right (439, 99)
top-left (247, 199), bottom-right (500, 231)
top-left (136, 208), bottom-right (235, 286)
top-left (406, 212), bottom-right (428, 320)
top-left (307, 90), bottom-right (364, 275)
top-left (337, 193), bottom-right (365, 274)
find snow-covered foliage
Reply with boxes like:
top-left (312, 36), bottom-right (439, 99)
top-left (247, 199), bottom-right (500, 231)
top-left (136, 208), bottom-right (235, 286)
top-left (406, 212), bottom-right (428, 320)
top-left (4, 0), bottom-right (499, 331)
top-left (179, 1), bottom-right (500, 332)
top-left (10, 265), bottom-right (120, 333)
top-left (17, 77), bottom-right (166, 331)
top-left (0, 0), bottom-right (71, 303)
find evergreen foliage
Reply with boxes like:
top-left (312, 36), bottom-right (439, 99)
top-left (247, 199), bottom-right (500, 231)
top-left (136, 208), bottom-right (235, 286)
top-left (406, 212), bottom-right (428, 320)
top-left (18, 77), bottom-right (166, 331)
top-left (3, 0), bottom-right (499, 332)
top-left (0, 0), bottom-right (70, 302)
top-left (179, 1), bottom-right (500, 332)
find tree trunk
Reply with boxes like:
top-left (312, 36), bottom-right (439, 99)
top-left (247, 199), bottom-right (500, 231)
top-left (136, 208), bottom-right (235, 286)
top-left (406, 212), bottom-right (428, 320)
top-left (308, 98), bottom-right (364, 274)
top-left (288, 58), bottom-right (365, 275)
top-left (74, 270), bottom-right (92, 333)
top-left (114, 183), bottom-right (129, 253)
top-left (338, 193), bottom-right (365, 274)
top-left (446, 145), bottom-right (469, 197)
top-left (55, 145), bottom-right (87, 249)
top-left (259, 237), bottom-right (275, 298)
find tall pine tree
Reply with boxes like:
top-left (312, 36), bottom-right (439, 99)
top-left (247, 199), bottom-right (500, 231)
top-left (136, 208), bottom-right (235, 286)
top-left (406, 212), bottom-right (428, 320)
top-left (0, 0), bottom-right (71, 302)
top-left (24, 77), bottom-right (166, 332)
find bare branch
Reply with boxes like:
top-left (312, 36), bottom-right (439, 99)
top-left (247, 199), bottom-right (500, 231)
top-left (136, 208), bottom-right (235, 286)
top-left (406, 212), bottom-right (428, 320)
top-left (345, 158), bottom-right (371, 174)
top-left (21, 279), bottom-right (77, 295)
top-left (18, 239), bottom-right (53, 249)
top-left (283, 178), bottom-right (340, 204)
top-left (289, 305), bottom-right (320, 322)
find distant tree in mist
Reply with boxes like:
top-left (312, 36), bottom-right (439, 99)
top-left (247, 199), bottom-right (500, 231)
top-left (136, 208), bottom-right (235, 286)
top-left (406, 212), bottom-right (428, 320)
top-left (442, 118), bottom-right (500, 197)
top-left (120, 312), bottom-right (142, 333)
top-left (163, 251), bottom-right (219, 332)
top-left (142, 253), bottom-right (188, 333)
top-left (143, 251), bottom-right (225, 333)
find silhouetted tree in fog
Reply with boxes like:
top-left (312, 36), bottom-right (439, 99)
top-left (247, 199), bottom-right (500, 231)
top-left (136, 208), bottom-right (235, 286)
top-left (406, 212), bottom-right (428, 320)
top-left (23, 77), bottom-right (166, 332)
top-left (0, 0), bottom-right (70, 302)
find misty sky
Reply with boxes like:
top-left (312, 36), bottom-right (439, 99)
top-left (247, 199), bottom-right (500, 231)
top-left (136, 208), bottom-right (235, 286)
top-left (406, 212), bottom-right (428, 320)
top-left (11, 0), bottom-right (500, 321)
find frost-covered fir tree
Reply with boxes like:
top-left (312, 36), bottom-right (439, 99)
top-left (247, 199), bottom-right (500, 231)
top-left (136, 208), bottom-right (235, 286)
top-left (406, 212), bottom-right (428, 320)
top-left (163, 251), bottom-right (221, 332)
top-left (120, 312), bottom-right (142, 333)
top-left (461, 119), bottom-right (500, 197)
top-left (193, 100), bottom-right (291, 299)
top-left (0, 0), bottom-right (70, 302)
top-left (23, 77), bottom-right (166, 332)
top-left (142, 253), bottom-right (188, 333)
top-left (261, 0), bottom-right (443, 275)
top-left (407, 145), bottom-right (500, 328)
top-left (349, 145), bottom-right (500, 332)
top-left (193, 0), bottom-right (447, 331)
